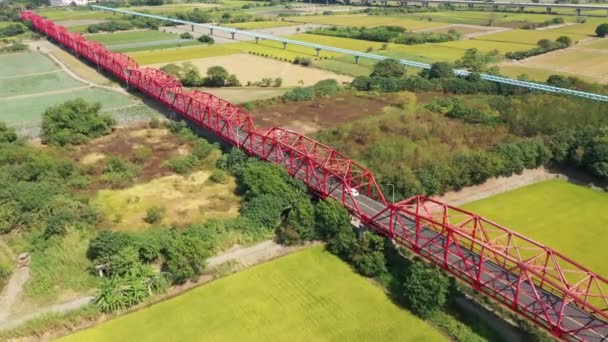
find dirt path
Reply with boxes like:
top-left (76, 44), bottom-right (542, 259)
top-left (0, 267), bottom-right (30, 323)
top-left (27, 41), bottom-right (128, 94)
top-left (0, 239), bottom-right (302, 332)
top-left (436, 167), bottom-right (564, 206)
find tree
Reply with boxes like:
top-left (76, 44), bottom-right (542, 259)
top-left (351, 231), bottom-right (387, 277)
top-left (88, 230), bottom-right (135, 262)
top-left (164, 231), bottom-right (209, 283)
top-left (427, 62), bottom-right (453, 79)
top-left (454, 48), bottom-right (500, 73)
top-left (0, 123), bottom-right (17, 143)
top-left (160, 63), bottom-right (182, 78)
top-left (403, 260), bottom-right (450, 319)
top-left (537, 39), bottom-right (553, 50)
top-left (204, 66), bottom-right (229, 87)
top-left (180, 62), bottom-right (203, 87)
top-left (596, 23), bottom-right (608, 37)
top-left (546, 74), bottom-right (572, 88)
top-left (239, 161), bottom-right (295, 200)
top-left (277, 198), bottom-right (316, 245)
top-left (371, 58), bottom-right (405, 78)
top-left (314, 199), bottom-right (352, 240)
top-left (42, 99), bottom-right (115, 146)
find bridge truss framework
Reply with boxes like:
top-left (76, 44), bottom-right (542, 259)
top-left (20, 11), bottom-right (608, 341)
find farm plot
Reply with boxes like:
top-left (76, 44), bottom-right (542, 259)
top-left (513, 48), bottom-right (608, 83)
top-left (86, 30), bottom-right (179, 46)
top-left (151, 54), bottom-right (352, 87)
top-left (226, 21), bottom-right (299, 29)
top-left (440, 39), bottom-right (534, 54)
top-left (1, 88), bottom-right (135, 127)
top-left (85, 30), bottom-right (196, 52)
top-left (128, 44), bottom-right (239, 64)
top-left (408, 10), bottom-right (579, 27)
top-left (548, 19), bottom-right (607, 36)
top-left (473, 29), bottom-right (588, 45)
top-left (0, 71), bottom-right (83, 98)
top-left (60, 246), bottom-right (445, 342)
top-left (287, 14), bottom-right (448, 30)
top-left (0, 52), bottom-right (58, 77)
top-left (579, 38), bottom-right (608, 50)
top-left (463, 180), bottom-right (608, 278)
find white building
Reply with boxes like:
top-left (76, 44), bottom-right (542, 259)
top-left (50, 0), bottom-right (93, 6)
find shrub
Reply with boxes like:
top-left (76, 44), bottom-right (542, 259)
top-left (0, 123), bottom-right (17, 143)
top-left (180, 32), bottom-right (193, 39)
top-left (314, 79), bottom-right (339, 97)
top-left (293, 56), bottom-right (312, 66)
top-left (41, 99), bottom-right (115, 146)
top-left (132, 146), bottom-right (152, 164)
top-left (209, 169), bottom-right (228, 184)
top-left (100, 156), bottom-right (139, 188)
top-left (596, 23), bottom-right (608, 37)
top-left (144, 206), bottom-right (165, 224)
top-left (197, 34), bottom-right (214, 44)
top-left (371, 59), bottom-right (405, 78)
top-left (283, 87), bottom-right (315, 102)
top-left (163, 155), bottom-right (199, 174)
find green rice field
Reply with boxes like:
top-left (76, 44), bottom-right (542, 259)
top-left (408, 10), bottom-right (580, 26)
top-left (128, 44), bottom-right (240, 64)
top-left (0, 52), bottom-right (58, 77)
top-left (0, 72), bottom-right (84, 98)
top-left (1, 88), bottom-right (135, 126)
top-left (463, 180), bottom-right (608, 278)
top-left (85, 30), bottom-right (179, 45)
top-left (226, 20), bottom-right (298, 29)
top-left (59, 247), bottom-right (445, 342)
top-left (580, 38), bottom-right (608, 50)
top-left (288, 14), bottom-right (448, 30)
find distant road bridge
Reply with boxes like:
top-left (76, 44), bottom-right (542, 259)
top-left (362, 0), bottom-right (608, 16)
top-left (21, 10), bottom-right (608, 341)
top-left (91, 5), bottom-right (608, 102)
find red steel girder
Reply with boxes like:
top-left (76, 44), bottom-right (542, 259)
top-left (21, 10), bottom-right (608, 341)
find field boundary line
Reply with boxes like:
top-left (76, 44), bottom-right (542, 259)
top-left (0, 85), bottom-right (91, 101)
top-left (0, 69), bottom-right (61, 79)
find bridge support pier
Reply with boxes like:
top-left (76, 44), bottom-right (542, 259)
top-left (401, 1), bottom-right (407, 7)
top-left (354, 55), bottom-right (359, 64)
top-left (467, 3), bottom-right (473, 9)
top-left (492, 5), bottom-right (498, 11)
top-left (576, 8), bottom-right (581, 16)
top-left (422, 2), bottom-right (428, 7)
top-left (283, 42), bottom-right (287, 49)
top-left (546, 7), bottom-right (552, 14)
top-left (315, 47), bottom-right (321, 57)
top-left (209, 28), bottom-right (213, 35)
top-left (255, 37), bottom-right (259, 44)
top-left (518, 6), bottom-right (524, 12)
top-left (231, 32), bottom-right (235, 39)
top-left (191, 24), bottom-right (194, 32)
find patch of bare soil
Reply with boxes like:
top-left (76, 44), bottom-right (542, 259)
top-left (250, 93), bottom-right (402, 133)
top-left (70, 125), bottom-right (185, 190)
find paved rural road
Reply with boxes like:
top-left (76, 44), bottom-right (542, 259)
top-left (0, 240), bottom-right (291, 331)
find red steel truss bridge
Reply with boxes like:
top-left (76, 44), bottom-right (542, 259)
top-left (20, 11), bottom-right (608, 341)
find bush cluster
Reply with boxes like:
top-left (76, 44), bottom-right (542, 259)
top-left (197, 34), bottom-right (214, 44)
top-left (309, 25), bottom-right (461, 45)
top-left (506, 36), bottom-right (571, 60)
top-left (0, 23), bottom-right (25, 38)
top-left (160, 63), bottom-right (240, 87)
top-left (87, 17), bottom-right (166, 33)
top-left (282, 79), bottom-right (340, 103)
top-left (522, 17), bottom-right (564, 30)
top-left (293, 56), bottom-right (312, 66)
top-left (41, 99), bottom-right (115, 146)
